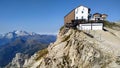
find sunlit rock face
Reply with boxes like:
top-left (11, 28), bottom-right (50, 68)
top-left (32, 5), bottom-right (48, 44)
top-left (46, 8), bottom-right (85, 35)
top-left (6, 53), bottom-right (29, 68)
top-left (23, 28), bottom-right (120, 68)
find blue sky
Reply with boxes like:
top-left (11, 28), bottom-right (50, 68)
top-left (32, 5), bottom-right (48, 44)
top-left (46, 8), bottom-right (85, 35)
top-left (0, 0), bottom-right (120, 34)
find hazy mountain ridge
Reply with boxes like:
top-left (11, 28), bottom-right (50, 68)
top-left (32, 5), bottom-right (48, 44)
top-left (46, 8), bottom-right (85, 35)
top-left (0, 30), bottom-right (56, 67)
top-left (0, 30), bottom-right (56, 46)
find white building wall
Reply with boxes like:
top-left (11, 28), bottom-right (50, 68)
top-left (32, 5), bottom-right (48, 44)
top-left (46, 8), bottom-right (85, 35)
top-left (75, 6), bottom-right (89, 20)
top-left (78, 24), bottom-right (91, 30)
top-left (92, 23), bottom-right (103, 30)
top-left (77, 23), bottom-right (103, 30)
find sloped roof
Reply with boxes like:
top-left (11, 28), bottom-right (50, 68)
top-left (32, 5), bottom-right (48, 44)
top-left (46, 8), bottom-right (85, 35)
top-left (75, 5), bottom-right (90, 9)
top-left (102, 14), bottom-right (108, 16)
top-left (93, 13), bottom-right (101, 15)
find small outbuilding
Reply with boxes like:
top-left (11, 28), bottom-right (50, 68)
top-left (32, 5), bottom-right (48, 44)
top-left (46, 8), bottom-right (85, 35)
top-left (77, 23), bottom-right (103, 30)
top-left (92, 13), bottom-right (108, 21)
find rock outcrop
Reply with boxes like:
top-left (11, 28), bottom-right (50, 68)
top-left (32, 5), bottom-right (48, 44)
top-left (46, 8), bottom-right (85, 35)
top-left (22, 28), bottom-right (120, 68)
top-left (6, 53), bottom-right (29, 68)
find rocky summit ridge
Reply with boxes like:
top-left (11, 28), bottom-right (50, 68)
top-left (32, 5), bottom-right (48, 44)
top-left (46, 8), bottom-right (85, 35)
top-left (22, 28), bottom-right (120, 68)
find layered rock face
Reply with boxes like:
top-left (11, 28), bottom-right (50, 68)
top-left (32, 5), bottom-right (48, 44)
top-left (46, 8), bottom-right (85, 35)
top-left (6, 53), bottom-right (29, 68)
top-left (23, 28), bottom-right (120, 68)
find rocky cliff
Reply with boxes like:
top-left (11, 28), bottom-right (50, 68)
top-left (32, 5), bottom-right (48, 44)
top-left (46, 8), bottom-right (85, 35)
top-left (6, 53), bottom-right (29, 68)
top-left (12, 28), bottom-right (120, 68)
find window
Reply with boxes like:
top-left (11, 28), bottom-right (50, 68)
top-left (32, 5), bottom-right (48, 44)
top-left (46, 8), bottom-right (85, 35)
top-left (81, 16), bottom-right (83, 19)
top-left (76, 8), bottom-right (78, 14)
top-left (76, 17), bottom-right (78, 19)
top-left (82, 11), bottom-right (84, 13)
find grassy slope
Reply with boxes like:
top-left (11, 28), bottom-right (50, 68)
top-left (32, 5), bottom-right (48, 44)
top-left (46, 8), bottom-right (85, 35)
top-left (103, 21), bottom-right (120, 30)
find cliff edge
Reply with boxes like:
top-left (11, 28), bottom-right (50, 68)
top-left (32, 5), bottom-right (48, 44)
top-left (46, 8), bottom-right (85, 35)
top-left (23, 28), bottom-right (120, 68)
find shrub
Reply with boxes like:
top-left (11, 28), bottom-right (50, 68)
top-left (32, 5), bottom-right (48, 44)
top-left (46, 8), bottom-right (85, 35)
top-left (35, 48), bottom-right (48, 61)
top-left (60, 25), bottom-right (64, 31)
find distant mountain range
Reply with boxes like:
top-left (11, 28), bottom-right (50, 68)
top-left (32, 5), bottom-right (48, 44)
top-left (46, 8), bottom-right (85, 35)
top-left (0, 30), bottom-right (56, 67)
top-left (0, 30), bottom-right (56, 46)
